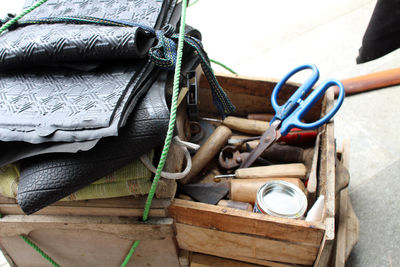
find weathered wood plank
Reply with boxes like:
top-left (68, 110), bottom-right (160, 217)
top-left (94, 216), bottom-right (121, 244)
top-left (0, 204), bottom-right (166, 217)
top-left (190, 253), bottom-right (265, 267)
top-left (175, 223), bottom-right (319, 266)
top-left (199, 72), bottom-right (322, 121)
top-left (0, 195), bottom-right (171, 209)
top-left (169, 199), bottom-right (324, 246)
top-left (0, 231), bottom-right (180, 267)
top-left (314, 89), bottom-right (336, 267)
top-left (0, 215), bottom-right (173, 240)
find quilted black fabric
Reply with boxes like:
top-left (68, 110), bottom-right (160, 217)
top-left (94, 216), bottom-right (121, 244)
top-left (0, 0), bottom-right (169, 68)
top-left (0, 0), bottom-right (175, 143)
top-left (17, 71), bottom-right (170, 214)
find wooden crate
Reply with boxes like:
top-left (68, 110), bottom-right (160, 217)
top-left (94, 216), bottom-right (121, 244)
top-left (0, 196), bottom-right (181, 266)
top-left (0, 71), bottom-right (337, 266)
top-left (168, 72), bottom-right (337, 267)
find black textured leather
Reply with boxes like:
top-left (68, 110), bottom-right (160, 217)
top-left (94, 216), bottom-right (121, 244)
top-left (17, 71), bottom-right (170, 214)
top-left (0, 0), bottom-right (175, 143)
top-left (0, 0), bottom-right (169, 68)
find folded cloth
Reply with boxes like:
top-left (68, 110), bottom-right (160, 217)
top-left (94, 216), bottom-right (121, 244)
top-left (0, 0), bottom-right (176, 143)
top-left (17, 71), bottom-right (170, 214)
top-left (0, 151), bottom-right (153, 201)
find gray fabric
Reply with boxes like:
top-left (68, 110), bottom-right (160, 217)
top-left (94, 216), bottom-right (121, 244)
top-left (0, 0), bottom-right (166, 68)
top-left (0, 0), bottom-right (175, 144)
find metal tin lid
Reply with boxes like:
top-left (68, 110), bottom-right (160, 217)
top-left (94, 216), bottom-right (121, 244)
top-left (256, 180), bottom-right (307, 219)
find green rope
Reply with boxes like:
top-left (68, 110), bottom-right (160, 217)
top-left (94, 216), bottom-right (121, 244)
top-left (142, 0), bottom-right (188, 222)
top-left (2, 3), bottom-right (60, 266)
top-left (120, 240), bottom-right (140, 267)
top-left (120, 0), bottom-right (188, 265)
top-left (0, 0), bottom-right (49, 35)
top-left (210, 58), bottom-right (238, 74)
top-left (1, 0), bottom-right (188, 265)
top-left (188, 0), bottom-right (200, 7)
top-left (20, 235), bottom-right (60, 267)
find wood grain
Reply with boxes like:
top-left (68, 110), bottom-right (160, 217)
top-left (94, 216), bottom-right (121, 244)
top-left (199, 72), bottom-right (322, 122)
top-left (169, 199), bottom-right (324, 246)
top-left (190, 253), bottom-right (265, 267)
top-left (230, 178), bottom-right (305, 204)
top-left (0, 204), bottom-right (166, 217)
top-left (0, 231), bottom-right (179, 267)
top-left (176, 223), bottom-right (318, 266)
top-left (0, 215), bottom-right (173, 240)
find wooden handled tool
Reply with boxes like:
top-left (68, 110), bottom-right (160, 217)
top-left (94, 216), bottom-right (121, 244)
top-left (247, 113), bottom-right (275, 122)
top-left (202, 116), bottom-right (268, 135)
top-left (180, 125), bottom-right (232, 184)
top-left (334, 67), bottom-right (400, 97)
top-left (241, 141), bottom-right (314, 167)
top-left (215, 163), bottom-right (307, 180)
top-left (230, 178), bottom-right (305, 203)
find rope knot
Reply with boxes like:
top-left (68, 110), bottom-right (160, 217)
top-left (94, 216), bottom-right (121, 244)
top-left (148, 29), bottom-right (177, 70)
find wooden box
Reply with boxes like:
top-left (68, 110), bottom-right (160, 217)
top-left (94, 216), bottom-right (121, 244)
top-left (0, 196), bottom-right (182, 266)
top-left (168, 72), bottom-right (337, 267)
top-left (0, 72), bottom-right (337, 266)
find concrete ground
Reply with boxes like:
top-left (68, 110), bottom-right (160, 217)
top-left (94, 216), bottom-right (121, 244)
top-left (1, 0), bottom-right (399, 266)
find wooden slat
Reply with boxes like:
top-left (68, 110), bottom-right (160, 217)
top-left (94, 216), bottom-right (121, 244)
top-left (0, 215), bottom-right (173, 240)
top-left (199, 72), bottom-right (322, 121)
top-left (169, 199), bottom-right (324, 246)
top-left (307, 133), bottom-right (321, 206)
top-left (314, 89), bottom-right (336, 267)
top-left (190, 253), bottom-right (264, 267)
top-left (176, 223), bottom-right (318, 266)
top-left (0, 204), bottom-right (166, 217)
top-left (0, 195), bottom-right (170, 209)
top-left (0, 231), bottom-right (179, 267)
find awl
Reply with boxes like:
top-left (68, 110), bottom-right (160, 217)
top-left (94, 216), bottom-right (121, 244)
top-left (215, 163), bottom-right (307, 180)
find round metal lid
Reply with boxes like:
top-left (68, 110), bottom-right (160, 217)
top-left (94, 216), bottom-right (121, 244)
top-left (257, 180), bottom-right (307, 219)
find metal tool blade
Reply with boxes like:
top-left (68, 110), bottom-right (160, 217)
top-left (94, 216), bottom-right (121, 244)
top-left (239, 120), bottom-right (281, 168)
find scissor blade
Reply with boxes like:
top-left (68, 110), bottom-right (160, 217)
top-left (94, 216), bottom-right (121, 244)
top-left (239, 123), bottom-right (281, 169)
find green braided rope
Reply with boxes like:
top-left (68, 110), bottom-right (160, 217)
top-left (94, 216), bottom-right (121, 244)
top-left (0, 0), bottom-right (49, 35)
top-left (20, 235), bottom-right (60, 267)
top-left (1, 0), bottom-right (188, 265)
top-left (120, 240), bottom-right (140, 267)
top-left (120, 0), bottom-right (188, 265)
top-left (142, 0), bottom-right (188, 222)
top-left (210, 58), bottom-right (238, 74)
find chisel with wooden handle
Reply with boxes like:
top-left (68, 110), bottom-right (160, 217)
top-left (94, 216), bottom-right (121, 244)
top-left (180, 125), bottom-right (232, 184)
top-left (230, 178), bottom-right (305, 203)
top-left (215, 163), bottom-right (307, 180)
top-left (201, 116), bottom-right (268, 135)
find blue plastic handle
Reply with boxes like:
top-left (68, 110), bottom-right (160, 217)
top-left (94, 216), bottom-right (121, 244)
top-left (271, 64), bottom-right (319, 121)
top-left (271, 64), bottom-right (346, 135)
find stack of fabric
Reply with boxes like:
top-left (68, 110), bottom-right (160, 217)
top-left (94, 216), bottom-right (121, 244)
top-left (0, 0), bottom-right (201, 214)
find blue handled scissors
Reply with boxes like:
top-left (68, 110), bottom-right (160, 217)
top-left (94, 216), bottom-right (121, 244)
top-left (239, 64), bottom-right (345, 168)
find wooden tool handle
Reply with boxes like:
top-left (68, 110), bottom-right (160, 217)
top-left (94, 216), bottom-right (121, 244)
top-left (222, 116), bottom-right (268, 135)
top-left (235, 163), bottom-right (307, 180)
top-left (230, 178), bottom-right (305, 203)
top-left (242, 142), bottom-right (304, 163)
top-left (247, 113), bottom-right (275, 122)
top-left (180, 125), bottom-right (232, 184)
top-left (334, 67), bottom-right (400, 97)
